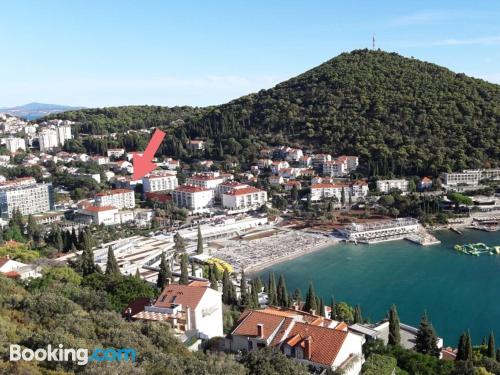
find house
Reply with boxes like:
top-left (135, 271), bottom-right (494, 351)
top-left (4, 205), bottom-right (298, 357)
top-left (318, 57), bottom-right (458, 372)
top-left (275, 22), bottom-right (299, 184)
top-left (269, 175), bottom-right (284, 185)
top-left (172, 185), bottom-right (214, 213)
top-left (419, 177), bottom-right (433, 190)
top-left (284, 181), bottom-right (302, 191)
top-left (77, 205), bottom-right (118, 225)
top-left (311, 182), bottom-right (368, 203)
top-left (226, 307), bottom-right (364, 374)
top-left (128, 282), bottom-right (223, 341)
top-left (107, 148), bottom-right (125, 158)
top-left (298, 156), bottom-right (312, 167)
top-left (285, 148), bottom-right (304, 162)
top-left (270, 161), bottom-right (290, 174)
top-left (0, 256), bottom-right (41, 280)
top-left (376, 179), bottom-right (409, 194)
top-left (257, 159), bottom-right (273, 168)
top-left (312, 153), bottom-right (332, 167)
top-left (222, 186), bottom-right (267, 212)
top-left (95, 189), bottom-right (135, 209)
top-left (323, 156), bottom-right (359, 177)
top-left (188, 140), bottom-right (205, 150)
top-left (164, 158), bottom-right (180, 170)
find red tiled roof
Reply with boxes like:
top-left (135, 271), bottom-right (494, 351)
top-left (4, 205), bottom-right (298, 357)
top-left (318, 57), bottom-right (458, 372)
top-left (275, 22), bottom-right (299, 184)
top-left (95, 189), bottom-right (133, 196)
top-left (155, 284), bottom-right (209, 309)
top-left (145, 173), bottom-right (176, 180)
top-left (224, 187), bottom-right (264, 196)
top-left (0, 258), bottom-right (10, 268)
top-left (282, 322), bottom-right (348, 367)
top-left (82, 205), bottom-right (116, 212)
top-left (2, 270), bottom-right (20, 278)
top-left (232, 310), bottom-right (286, 340)
top-left (175, 185), bottom-right (211, 193)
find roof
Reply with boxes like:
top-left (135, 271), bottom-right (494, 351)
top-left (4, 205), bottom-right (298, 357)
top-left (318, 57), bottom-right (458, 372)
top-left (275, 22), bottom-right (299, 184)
top-left (0, 258), bottom-right (10, 268)
top-left (2, 270), bottom-right (20, 278)
top-left (175, 185), bottom-right (211, 193)
top-left (282, 322), bottom-right (348, 367)
top-left (311, 183), bottom-right (348, 189)
top-left (232, 310), bottom-right (286, 340)
top-left (145, 173), bottom-right (176, 180)
top-left (224, 187), bottom-right (264, 196)
top-left (95, 189), bottom-right (133, 196)
top-left (82, 205), bottom-right (117, 213)
top-left (155, 284), bottom-right (209, 309)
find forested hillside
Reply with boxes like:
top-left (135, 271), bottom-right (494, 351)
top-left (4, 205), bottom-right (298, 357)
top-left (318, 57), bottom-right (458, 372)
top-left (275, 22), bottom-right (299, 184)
top-left (50, 50), bottom-right (500, 176)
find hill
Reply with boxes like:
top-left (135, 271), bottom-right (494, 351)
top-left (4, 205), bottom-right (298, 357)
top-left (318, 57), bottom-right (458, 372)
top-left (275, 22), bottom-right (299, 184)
top-left (0, 102), bottom-right (83, 120)
top-left (49, 50), bottom-right (500, 176)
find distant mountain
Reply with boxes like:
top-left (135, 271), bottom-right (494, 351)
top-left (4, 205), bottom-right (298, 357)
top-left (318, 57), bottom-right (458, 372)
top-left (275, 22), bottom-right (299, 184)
top-left (0, 102), bottom-right (83, 120)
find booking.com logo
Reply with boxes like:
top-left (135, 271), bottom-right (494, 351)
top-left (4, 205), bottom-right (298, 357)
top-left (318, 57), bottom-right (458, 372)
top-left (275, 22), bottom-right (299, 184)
top-left (10, 344), bottom-right (136, 365)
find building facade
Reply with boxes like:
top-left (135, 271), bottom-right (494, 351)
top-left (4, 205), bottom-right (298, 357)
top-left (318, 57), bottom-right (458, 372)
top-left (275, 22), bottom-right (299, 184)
top-left (222, 186), bottom-right (267, 211)
top-left (95, 189), bottom-right (135, 209)
top-left (143, 173), bottom-right (178, 193)
top-left (172, 185), bottom-right (214, 213)
top-left (376, 179), bottom-right (409, 193)
top-left (0, 179), bottom-right (54, 218)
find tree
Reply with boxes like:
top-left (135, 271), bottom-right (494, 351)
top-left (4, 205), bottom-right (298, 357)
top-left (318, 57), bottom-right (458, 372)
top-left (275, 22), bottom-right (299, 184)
top-left (174, 232), bottom-right (185, 253)
top-left (487, 332), bottom-right (495, 359)
top-left (196, 224), bottom-right (203, 254)
top-left (250, 281), bottom-right (259, 308)
top-left (79, 232), bottom-right (97, 277)
top-left (341, 187), bottom-right (346, 206)
top-left (303, 282), bottom-right (318, 313)
top-left (415, 312), bottom-right (440, 357)
top-left (353, 305), bottom-right (363, 324)
top-left (267, 273), bottom-right (277, 306)
top-left (330, 296), bottom-right (337, 320)
top-left (388, 304), bottom-right (401, 346)
top-left (105, 246), bottom-right (120, 277)
top-left (362, 354), bottom-right (397, 375)
top-left (222, 269), bottom-right (236, 305)
top-left (179, 254), bottom-right (189, 285)
top-left (209, 265), bottom-right (218, 290)
top-left (318, 297), bottom-right (325, 317)
top-left (239, 270), bottom-right (249, 306)
top-left (335, 302), bottom-right (354, 323)
top-left (156, 252), bottom-right (171, 289)
top-left (276, 274), bottom-right (289, 307)
top-left (457, 331), bottom-right (472, 361)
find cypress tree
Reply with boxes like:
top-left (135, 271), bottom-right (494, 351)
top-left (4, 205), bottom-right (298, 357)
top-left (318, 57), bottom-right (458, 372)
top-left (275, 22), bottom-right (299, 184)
top-left (209, 265), bottom-right (218, 290)
top-left (179, 254), bottom-right (189, 285)
top-left (105, 245), bottom-right (120, 276)
top-left (134, 268), bottom-right (141, 279)
top-left (330, 296), bottom-right (337, 320)
top-left (255, 277), bottom-right (263, 293)
top-left (71, 227), bottom-right (78, 247)
top-left (191, 261), bottom-right (196, 276)
top-left (487, 332), bottom-right (495, 359)
top-left (174, 232), bottom-right (186, 253)
top-left (276, 274), bottom-right (289, 307)
top-left (415, 312), bottom-right (440, 357)
top-left (304, 282), bottom-right (318, 313)
top-left (54, 229), bottom-right (63, 252)
top-left (196, 224), bottom-right (203, 254)
top-left (267, 273), bottom-right (278, 306)
top-left (222, 269), bottom-right (231, 304)
top-left (250, 281), bottom-right (259, 308)
top-left (80, 240), bottom-right (97, 276)
top-left (388, 304), bottom-right (401, 346)
top-left (341, 187), bottom-right (346, 205)
top-left (496, 348), bottom-right (500, 362)
top-left (156, 252), bottom-right (171, 289)
top-left (239, 270), bottom-right (249, 306)
top-left (457, 331), bottom-right (473, 361)
top-left (354, 305), bottom-right (363, 324)
top-left (318, 297), bottom-right (325, 317)
top-left (293, 288), bottom-right (302, 308)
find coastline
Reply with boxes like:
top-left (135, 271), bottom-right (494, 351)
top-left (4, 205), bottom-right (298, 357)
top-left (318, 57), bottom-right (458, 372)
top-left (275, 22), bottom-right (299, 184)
top-left (211, 229), bottom-right (340, 275)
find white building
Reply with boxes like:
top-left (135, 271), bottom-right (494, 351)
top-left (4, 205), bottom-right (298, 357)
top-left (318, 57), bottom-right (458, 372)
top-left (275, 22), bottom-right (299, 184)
top-left (95, 189), bottom-right (135, 209)
top-left (77, 205), bottom-right (118, 225)
top-left (0, 178), bottom-right (54, 218)
top-left (131, 282), bottom-right (223, 340)
top-left (222, 186), bottom-right (267, 211)
top-left (38, 124), bottom-right (72, 152)
top-left (143, 173), bottom-right (178, 193)
top-left (311, 182), bottom-right (368, 202)
top-left (172, 185), bottom-right (214, 213)
top-left (323, 156), bottom-right (359, 177)
top-left (185, 173), bottom-right (226, 192)
top-left (188, 140), bottom-right (205, 150)
top-left (442, 169), bottom-right (500, 186)
top-left (0, 257), bottom-right (41, 280)
top-left (376, 179), bottom-right (409, 193)
top-left (4, 137), bottom-right (26, 153)
top-left (107, 148), bottom-right (125, 158)
top-left (227, 307), bottom-right (364, 375)
top-left (338, 218), bottom-right (419, 243)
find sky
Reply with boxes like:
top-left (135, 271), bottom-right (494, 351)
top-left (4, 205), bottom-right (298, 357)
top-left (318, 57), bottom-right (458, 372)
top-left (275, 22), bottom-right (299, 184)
top-left (1, 0), bottom-right (500, 108)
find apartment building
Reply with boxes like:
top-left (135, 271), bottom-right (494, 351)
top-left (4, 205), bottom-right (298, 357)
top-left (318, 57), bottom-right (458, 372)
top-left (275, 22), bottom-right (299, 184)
top-left (95, 189), bottom-right (135, 209)
top-left (0, 178), bottom-right (54, 218)
top-left (376, 179), bottom-right (409, 193)
top-left (185, 173), bottom-right (226, 191)
top-left (323, 156), bottom-right (359, 177)
top-left (38, 124), bottom-right (72, 152)
top-left (172, 185), bottom-right (214, 213)
top-left (442, 169), bottom-right (500, 186)
top-left (143, 173), bottom-right (178, 193)
top-left (4, 137), bottom-right (26, 153)
top-left (222, 186), bottom-right (267, 211)
top-left (311, 182), bottom-right (368, 202)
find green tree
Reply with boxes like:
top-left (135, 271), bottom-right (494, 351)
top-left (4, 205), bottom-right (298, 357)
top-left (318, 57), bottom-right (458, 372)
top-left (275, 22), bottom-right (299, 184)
top-left (179, 253), bottom-right (189, 285)
top-left (239, 270), bottom-right (249, 306)
top-left (330, 296), bottom-right (337, 320)
top-left (196, 224), bottom-right (203, 254)
top-left (105, 246), bottom-right (120, 277)
top-left (156, 252), bottom-right (171, 289)
top-left (353, 305), bottom-right (363, 323)
top-left (388, 304), bottom-right (401, 346)
top-left (415, 312), bottom-right (440, 357)
top-left (276, 274), bottom-right (289, 307)
top-left (174, 232), bottom-right (185, 253)
top-left (209, 265), bottom-right (218, 290)
top-left (487, 332), bottom-right (495, 359)
top-left (267, 273), bottom-right (278, 306)
top-left (457, 331), bottom-right (472, 361)
top-left (303, 281), bottom-right (318, 313)
top-left (362, 354), bottom-right (397, 375)
top-left (335, 302), bottom-right (354, 323)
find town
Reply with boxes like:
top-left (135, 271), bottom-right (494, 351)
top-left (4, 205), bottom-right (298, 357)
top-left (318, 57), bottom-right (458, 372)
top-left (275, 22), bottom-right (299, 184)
top-left (1, 110), bottom-right (499, 374)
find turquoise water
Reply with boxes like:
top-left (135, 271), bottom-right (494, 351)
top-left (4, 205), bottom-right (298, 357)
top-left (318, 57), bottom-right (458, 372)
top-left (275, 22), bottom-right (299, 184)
top-left (255, 229), bottom-right (500, 345)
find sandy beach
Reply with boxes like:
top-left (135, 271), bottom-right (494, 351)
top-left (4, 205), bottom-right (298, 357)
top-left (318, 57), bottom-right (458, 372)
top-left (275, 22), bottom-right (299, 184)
top-left (211, 229), bottom-right (340, 273)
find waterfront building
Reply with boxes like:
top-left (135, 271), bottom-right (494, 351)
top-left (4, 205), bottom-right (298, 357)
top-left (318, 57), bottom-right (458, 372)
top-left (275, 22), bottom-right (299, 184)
top-left (143, 173), bottom-right (178, 193)
top-left (376, 179), bottom-right (409, 193)
top-left (338, 218), bottom-right (419, 243)
top-left (0, 178), bottom-right (54, 218)
top-left (222, 186), bottom-right (267, 212)
top-left (172, 185), bottom-right (214, 213)
top-left (226, 307), bottom-right (364, 374)
top-left (95, 188), bottom-right (135, 209)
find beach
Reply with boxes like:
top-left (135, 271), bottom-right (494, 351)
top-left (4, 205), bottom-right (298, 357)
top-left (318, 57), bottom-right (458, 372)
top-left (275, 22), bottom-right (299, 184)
top-left (210, 229), bottom-right (339, 273)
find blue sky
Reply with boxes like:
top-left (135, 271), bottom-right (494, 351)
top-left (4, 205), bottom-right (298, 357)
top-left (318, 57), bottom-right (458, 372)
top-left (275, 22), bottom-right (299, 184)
top-left (1, 0), bottom-right (500, 107)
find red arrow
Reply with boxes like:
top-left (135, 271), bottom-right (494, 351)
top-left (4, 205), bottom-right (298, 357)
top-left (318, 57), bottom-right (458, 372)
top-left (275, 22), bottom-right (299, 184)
top-left (132, 128), bottom-right (166, 180)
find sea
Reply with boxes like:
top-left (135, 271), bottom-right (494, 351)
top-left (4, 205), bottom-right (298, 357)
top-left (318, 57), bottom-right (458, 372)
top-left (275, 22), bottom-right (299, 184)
top-left (255, 229), bottom-right (500, 346)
